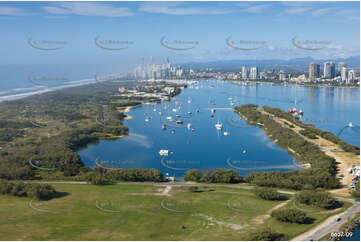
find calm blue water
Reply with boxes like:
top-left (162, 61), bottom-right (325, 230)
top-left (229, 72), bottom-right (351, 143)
top-left (78, 80), bottom-right (360, 178)
top-left (344, 227), bottom-right (360, 241)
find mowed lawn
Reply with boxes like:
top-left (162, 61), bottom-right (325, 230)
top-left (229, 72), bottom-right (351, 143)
top-left (0, 184), bottom-right (346, 240)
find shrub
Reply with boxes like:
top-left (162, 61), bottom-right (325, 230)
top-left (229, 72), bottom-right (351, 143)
top-left (25, 184), bottom-right (57, 200)
top-left (0, 180), bottom-right (57, 200)
top-left (251, 227), bottom-right (283, 241)
top-left (253, 187), bottom-right (287, 201)
top-left (271, 208), bottom-right (309, 224)
top-left (184, 169), bottom-right (202, 182)
top-left (296, 189), bottom-right (342, 209)
top-left (86, 173), bottom-right (108, 185)
top-left (200, 169), bottom-right (243, 184)
top-left (188, 186), bottom-right (199, 192)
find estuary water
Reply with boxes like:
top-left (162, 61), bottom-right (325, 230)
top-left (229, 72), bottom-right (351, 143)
top-left (78, 80), bottom-right (360, 178)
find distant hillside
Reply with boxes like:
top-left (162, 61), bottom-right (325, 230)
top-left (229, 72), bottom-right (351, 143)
top-left (180, 56), bottom-right (360, 72)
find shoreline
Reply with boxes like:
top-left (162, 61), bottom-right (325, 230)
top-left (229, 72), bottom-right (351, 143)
top-left (0, 78), bottom-right (359, 104)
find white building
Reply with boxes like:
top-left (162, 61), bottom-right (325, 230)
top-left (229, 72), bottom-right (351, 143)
top-left (249, 67), bottom-right (259, 80)
top-left (241, 66), bottom-right (248, 79)
top-left (341, 67), bottom-right (348, 82)
top-left (347, 69), bottom-right (356, 84)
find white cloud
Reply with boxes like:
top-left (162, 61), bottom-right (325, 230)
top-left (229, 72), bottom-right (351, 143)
top-left (42, 3), bottom-right (134, 17)
top-left (0, 7), bottom-right (24, 16)
top-left (284, 7), bottom-right (311, 14)
top-left (242, 5), bottom-right (271, 13)
top-left (311, 8), bottom-right (332, 16)
top-left (139, 4), bottom-right (234, 15)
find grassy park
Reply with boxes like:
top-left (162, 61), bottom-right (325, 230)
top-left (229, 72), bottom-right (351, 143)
top-left (0, 183), bottom-right (349, 241)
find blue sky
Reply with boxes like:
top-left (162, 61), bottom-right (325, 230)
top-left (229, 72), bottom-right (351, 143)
top-left (0, 1), bottom-right (359, 72)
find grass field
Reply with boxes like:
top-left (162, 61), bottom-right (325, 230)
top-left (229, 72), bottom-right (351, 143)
top-left (0, 184), bottom-right (347, 240)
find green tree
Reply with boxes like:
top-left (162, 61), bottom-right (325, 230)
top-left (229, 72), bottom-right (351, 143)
top-left (253, 187), bottom-right (287, 201)
top-left (271, 208), bottom-right (309, 224)
top-left (251, 227), bottom-right (283, 241)
top-left (184, 169), bottom-right (202, 182)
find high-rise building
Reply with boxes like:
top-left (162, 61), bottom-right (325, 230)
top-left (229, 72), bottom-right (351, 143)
top-left (249, 67), bottom-right (259, 80)
top-left (241, 66), bottom-right (248, 79)
top-left (330, 62), bottom-right (335, 78)
top-left (338, 62), bottom-right (346, 72)
top-left (347, 69), bottom-right (355, 84)
top-left (133, 57), bottom-right (184, 80)
top-left (279, 70), bottom-right (287, 81)
top-left (323, 61), bottom-right (335, 79)
top-left (309, 63), bottom-right (320, 81)
top-left (341, 67), bottom-right (347, 82)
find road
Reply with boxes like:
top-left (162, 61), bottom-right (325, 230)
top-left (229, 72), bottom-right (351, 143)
top-left (292, 197), bottom-right (360, 241)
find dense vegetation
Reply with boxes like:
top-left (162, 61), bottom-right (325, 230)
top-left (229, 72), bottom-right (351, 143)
top-left (262, 106), bottom-right (359, 155)
top-left (184, 168), bottom-right (242, 183)
top-left (253, 187), bottom-right (287, 201)
top-left (271, 208), bottom-right (309, 224)
top-left (0, 81), bottom-right (182, 181)
top-left (251, 227), bottom-right (284, 241)
top-left (236, 104), bottom-right (340, 190)
top-left (0, 180), bottom-right (57, 200)
top-left (295, 189), bottom-right (343, 209)
top-left (86, 168), bottom-right (164, 184)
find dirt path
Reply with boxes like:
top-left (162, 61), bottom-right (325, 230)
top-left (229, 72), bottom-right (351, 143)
top-left (161, 185), bottom-right (172, 196)
top-left (251, 199), bottom-right (291, 225)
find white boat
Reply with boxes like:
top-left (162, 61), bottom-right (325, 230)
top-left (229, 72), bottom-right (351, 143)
top-left (171, 130), bottom-right (175, 134)
top-left (215, 121), bottom-right (223, 130)
top-left (187, 111), bottom-right (192, 115)
top-left (172, 108), bottom-right (177, 112)
top-left (187, 123), bottom-right (192, 129)
top-left (348, 122), bottom-right (353, 127)
top-left (242, 149), bottom-right (247, 154)
top-left (187, 99), bottom-right (192, 104)
top-left (145, 117), bottom-right (150, 122)
top-left (166, 116), bottom-right (173, 121)
top-left (159, 150), bottom-right (169, 156)
top-left (224, 131), bottom-right (230, 136)
top-left (211, 108), bottom-right (215, 113)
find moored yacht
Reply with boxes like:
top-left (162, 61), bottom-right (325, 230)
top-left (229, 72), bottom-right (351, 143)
top-left (215, 121), bottom-right (223, 130)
